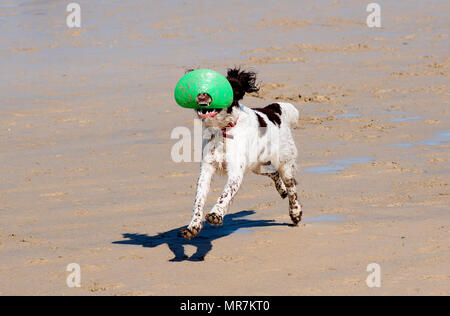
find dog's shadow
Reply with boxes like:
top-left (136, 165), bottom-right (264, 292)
top-left (112, 210), bottom-right (289, 262)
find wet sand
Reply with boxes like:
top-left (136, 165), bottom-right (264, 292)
top-left (0, 0), bottom-right (449, 295)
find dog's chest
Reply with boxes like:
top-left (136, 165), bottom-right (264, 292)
top-left (202, 136), bottom-right (227, 170)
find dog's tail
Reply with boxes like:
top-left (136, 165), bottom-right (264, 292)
top-left (227, 67), bottom-right (260, 104)
top-left (279, 102), bottom-right (299, 128)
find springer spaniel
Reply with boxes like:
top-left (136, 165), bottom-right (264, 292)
top-left (181, 68), bottom-right (302, 240)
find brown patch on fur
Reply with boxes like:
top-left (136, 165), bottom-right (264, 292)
top-left (255, 113), bottom-right (267, 127)
top-left (181, 227), bottom-right (201, 240)
top-left (266, 103), bottom-right (282, 115)
top-left (284, 178), bottom-right (295, 187)
top-left (253, 103), bottom-right (282, 126)
top-left (290, 211), bottom-right (302, 225)
top-left (289, 193), bottom-right (298, 209)
top-left (268, 171), bottom-right (288, 199)
top-left (205, 213), bottom-right (223, 226)
top-left (255, 113), bottom-right (268, 136)
top-left (284, 178), bottom-right (299, 209)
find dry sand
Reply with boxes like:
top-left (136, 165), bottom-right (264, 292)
top-left (0, 0), bottom-right (449, 295)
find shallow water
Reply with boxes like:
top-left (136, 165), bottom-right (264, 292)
top-left (304, 165), bottom-right (347, 174)
top-left (390, 143), bottom-right (414, 148)
top-left (305, 157), bottom-right (374, 174)
top-left (335, 113), bottom-right (360, 118)
top-left (390, 116), bottom-right (424, 122)
top-left (421, 131), bottom-right (450, 146)
top-left (389, 131), bottom-right (450, 148)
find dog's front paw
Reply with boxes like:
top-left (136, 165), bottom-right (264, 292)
top-left (289, 211), bottom-right (303, 226)
top-left (205, 213), bottom-right (223, 226)
top-left (181, 226), bottom-right (201, 240)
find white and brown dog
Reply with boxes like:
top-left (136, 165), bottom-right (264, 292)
top-left (181, 68), bottom-right (302, 240)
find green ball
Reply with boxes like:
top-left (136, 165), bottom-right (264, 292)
top-left (174, 69), bottom-right (234, 109)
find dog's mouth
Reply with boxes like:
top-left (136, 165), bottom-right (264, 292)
top-left (197, 108), bottom-right (219, 119)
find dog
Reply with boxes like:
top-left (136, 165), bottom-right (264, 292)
top-left (181, 67), bottom-right (302, 240)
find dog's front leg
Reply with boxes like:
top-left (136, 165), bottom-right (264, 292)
top-left (205, 165), bottom-right (244, 226)
top-left (181, 162), bottom-right (215, 240)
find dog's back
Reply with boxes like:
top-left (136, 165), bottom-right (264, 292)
top-left (278, 102), bottom-right (299, 129)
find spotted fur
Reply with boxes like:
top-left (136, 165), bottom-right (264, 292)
top-left (253, 103), bottom-right (282, 126)
top-left (183, 68), bottom-right (302, 239)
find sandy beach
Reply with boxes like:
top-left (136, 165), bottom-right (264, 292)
top-left (0, 0), bottom-right (449, 295)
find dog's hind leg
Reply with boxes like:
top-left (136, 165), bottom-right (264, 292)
top-left (181, 162), bottom-right (215, 240)
top-left (279, 162), bottom-right (303, 225)
top-left (267, 171), bottom-right (288, 199)
top-left (254, 164), bottom-right (287, 199)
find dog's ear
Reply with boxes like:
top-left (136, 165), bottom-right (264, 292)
top-left (226, 67), bottom-right (260, 102)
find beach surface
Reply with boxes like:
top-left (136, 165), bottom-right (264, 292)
top-left (0, 0), bottom-right (449, 295)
